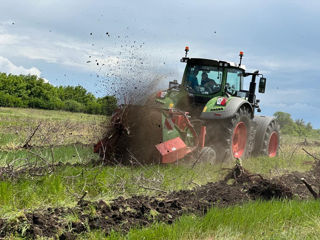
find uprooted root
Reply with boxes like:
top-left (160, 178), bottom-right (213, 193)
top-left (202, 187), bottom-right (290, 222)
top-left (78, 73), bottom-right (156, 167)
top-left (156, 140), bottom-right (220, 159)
top-left (223, 161), bottom-right (264, 184)
top-left (223, 161), bottom-right (293, 200)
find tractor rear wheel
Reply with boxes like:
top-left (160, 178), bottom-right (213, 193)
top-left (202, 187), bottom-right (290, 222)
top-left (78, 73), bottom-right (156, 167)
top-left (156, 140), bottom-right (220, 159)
top-left (216, 106), bottom-right (254, 162)
top-left (253, 118), bottom-right (280, 157)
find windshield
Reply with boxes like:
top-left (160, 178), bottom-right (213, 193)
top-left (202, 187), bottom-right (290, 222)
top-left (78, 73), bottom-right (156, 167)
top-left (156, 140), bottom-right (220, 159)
top-left (185, 64), bottom-right (222, 95)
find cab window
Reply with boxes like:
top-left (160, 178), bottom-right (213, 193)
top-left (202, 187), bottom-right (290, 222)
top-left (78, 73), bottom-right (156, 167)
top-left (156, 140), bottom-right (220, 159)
top-left (226, 68), bottom-right (243, 95)
top-left (185, 65), bottom-right (222, 95)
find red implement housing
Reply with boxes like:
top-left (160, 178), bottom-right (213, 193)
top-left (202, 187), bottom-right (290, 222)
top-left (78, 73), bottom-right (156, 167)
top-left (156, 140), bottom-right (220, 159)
top-left (155, 137), bottom-right (191, 163)
top-left (155, 109), bottom-right (207, 163)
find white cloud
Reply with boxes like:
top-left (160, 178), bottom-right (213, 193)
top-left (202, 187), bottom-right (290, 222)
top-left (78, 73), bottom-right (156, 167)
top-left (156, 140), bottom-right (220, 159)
top-left (0, 56), bottom-right (48, 82)
top-left (0, 34), bottom-right (28, 45)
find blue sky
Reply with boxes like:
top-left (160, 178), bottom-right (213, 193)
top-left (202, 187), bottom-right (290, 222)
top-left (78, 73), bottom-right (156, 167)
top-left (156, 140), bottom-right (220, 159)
top-left (0, 0), bottom-right (319, 127)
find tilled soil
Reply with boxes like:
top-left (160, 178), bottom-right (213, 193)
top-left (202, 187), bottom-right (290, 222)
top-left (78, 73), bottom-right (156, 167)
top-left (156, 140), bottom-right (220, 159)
top-left (2, 161), bottom-right (319, 239)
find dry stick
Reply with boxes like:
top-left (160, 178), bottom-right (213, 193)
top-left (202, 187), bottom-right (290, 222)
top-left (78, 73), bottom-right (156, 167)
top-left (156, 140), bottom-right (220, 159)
top-left (302, 148), bottom-right (320, 161)
top-left (23, 123), bottom-right (41, 148)
top-left (289, 144), bottom-right (300, 162)
top-left (126, 150), bottom-right (166, 193)
top-left (81, 178), bottom-right (88, 194)
top-left (127, 149), bottom-right (163, 178)
top-left (26, 149), bottom-right (49, 165)
top-left (191, 150), bottom-right (204, 169)
top-left (91, 162), bottom-right (106, 184)
top-left (138, 184), bottom-right (167, 194)
top-left (300, 178), bottom-right (318, 199)
top-left (50, 146), bottom-right (55, 171)
top-left (74, 144), bottom-right (82, 163)
top-left (191, 181), bottom-right (200, 187)
top-left (26, 149), bottom-right (53, 175)
top-left (278, 145), bottom-right (283, 154)
top-left (79, 191), bottom-right (88, 201)
top-left (101, 141), bottom-right (107, 161)
top-left (127, 149), bottom-right (164, 179)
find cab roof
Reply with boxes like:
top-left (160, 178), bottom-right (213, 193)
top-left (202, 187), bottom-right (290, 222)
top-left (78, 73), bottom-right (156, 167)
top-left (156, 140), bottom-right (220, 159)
top-left (188, 58), bottom-right (246, 71)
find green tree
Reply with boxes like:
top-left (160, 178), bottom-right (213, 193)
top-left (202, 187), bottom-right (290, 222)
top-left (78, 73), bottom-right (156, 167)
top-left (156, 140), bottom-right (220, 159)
top-left (97, 96), bottom-right (117, 115)
top-left (0, 73), bottom-right (116, 115)
top-left (273, 112), bottom-right (294, 128)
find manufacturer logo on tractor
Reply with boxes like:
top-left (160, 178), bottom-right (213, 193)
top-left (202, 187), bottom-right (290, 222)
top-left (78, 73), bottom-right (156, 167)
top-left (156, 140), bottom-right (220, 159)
top-left (216, 97), bottom-right (227, 106)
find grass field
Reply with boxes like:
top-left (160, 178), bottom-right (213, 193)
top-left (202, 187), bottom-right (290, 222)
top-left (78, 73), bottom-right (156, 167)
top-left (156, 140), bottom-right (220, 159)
top-left (0, 107), bottom-right (107, 149)
top-left (1, 107), bottom-right (320, 239)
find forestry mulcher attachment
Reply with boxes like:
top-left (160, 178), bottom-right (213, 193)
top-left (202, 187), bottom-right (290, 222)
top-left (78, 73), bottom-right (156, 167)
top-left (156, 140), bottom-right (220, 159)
top-left (95, 47), bottom-right (280, 164)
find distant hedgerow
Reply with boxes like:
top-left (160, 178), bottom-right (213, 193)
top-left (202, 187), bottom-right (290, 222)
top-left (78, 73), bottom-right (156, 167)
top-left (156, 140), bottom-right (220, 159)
top-left (0, 73), bottom-right (117, 115)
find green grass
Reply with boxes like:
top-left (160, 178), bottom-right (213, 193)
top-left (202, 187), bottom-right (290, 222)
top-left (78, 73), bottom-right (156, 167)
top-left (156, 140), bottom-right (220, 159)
top-left (0, 107), bottom-right (106, 122)
top-left (0, 144), bottom-right (317, 218)
top-left (0, 144), bottom-right (97, 167)
top-left (79, 200), bottom-right (320, 240)
top-left (0, 162), bottom-right (226, 217)
top-left (0, 107), bottom-right (107, 148)
top-left (0, 120), bottom-right (319, 217)
top-left (1, 107), bottom-right (320, 238)
top-left (243, 134), bottom-right (320, 176)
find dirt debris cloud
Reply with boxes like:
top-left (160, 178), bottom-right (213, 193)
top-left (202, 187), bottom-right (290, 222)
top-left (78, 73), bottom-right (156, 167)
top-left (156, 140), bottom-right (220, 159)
top-left (86, 32), bottom-right (177, 104)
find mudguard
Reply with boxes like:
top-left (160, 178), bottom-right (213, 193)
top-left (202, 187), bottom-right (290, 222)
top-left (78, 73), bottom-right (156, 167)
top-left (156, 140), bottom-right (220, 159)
top-left (200, 97), bottom-right (253, 120)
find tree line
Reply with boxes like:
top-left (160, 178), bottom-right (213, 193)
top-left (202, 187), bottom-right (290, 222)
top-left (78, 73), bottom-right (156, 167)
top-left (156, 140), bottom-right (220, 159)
top-left (0, 73), bottom-right (117, 115)
top-left (273, 111), bottom-right (320, 137)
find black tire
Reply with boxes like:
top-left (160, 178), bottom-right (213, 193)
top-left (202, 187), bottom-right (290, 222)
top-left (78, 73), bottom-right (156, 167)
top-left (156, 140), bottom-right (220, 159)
top-left (216, 106), bottom-right (254, 162)
top-left (253, 118), bottom-right (280, 157)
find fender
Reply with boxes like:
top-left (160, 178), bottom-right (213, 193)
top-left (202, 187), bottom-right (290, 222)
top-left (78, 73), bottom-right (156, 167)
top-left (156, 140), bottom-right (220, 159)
top-left (200, 97), bottom-right (253, 120)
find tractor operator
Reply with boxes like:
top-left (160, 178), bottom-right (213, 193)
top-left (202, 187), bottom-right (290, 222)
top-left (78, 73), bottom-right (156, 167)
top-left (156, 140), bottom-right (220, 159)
top-left (201, 72), bottom-right (218, 88)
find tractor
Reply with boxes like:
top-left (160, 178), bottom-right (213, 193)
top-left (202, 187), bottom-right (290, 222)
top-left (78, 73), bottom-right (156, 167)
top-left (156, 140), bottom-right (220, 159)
top-left (94, 47), bottom-right (280, 164)
top-left (153, 47), bottom-right (280, 163)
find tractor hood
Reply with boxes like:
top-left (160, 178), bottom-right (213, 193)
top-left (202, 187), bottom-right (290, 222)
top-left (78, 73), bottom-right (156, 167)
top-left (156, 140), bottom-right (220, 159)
top-left (200, 96), bottom-right (252, 120)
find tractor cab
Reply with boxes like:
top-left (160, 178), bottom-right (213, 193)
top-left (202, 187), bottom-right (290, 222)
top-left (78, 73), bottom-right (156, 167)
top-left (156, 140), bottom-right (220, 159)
top-left (182, 58), bottom-right (245, 100)
top-left (180, 47), bottom-right (267, 112)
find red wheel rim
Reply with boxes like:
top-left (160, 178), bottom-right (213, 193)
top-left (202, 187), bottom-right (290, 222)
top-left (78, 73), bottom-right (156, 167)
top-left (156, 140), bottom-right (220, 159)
top-left (232, 122), bottom-right (247, 158)
top-left (268, 131), bottom-right (278, 157)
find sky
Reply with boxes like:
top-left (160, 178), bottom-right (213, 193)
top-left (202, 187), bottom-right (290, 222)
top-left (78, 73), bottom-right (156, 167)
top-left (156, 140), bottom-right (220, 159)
top-left (0, 0), bottom-right (319, 127)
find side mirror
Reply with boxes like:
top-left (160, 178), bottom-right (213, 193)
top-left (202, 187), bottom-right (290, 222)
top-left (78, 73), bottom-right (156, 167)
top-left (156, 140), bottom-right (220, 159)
top-left (258, 77), bottom-right (266, 93)
top-left (169, 80), bottom-right (179, 89)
